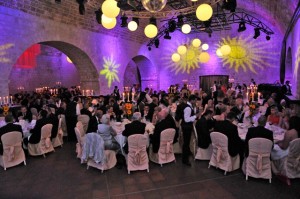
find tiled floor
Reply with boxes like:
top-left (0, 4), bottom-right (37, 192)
top-left (1, 142), bottom-right (300, 199)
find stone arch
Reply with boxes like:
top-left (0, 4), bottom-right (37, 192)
top-left (8, 41), bottom-right (100, 95)
top-left (285, 47), bottom-right (293, 81)
top-left (123, 55), bottom-right (158, 91)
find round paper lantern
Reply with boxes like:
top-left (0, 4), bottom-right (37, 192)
top-left (216, 48), bottom-right (223, 57)
top-left (102, 17), bottom-right (117, 29)
top-left (144, 24), bottom-right (158, 38)
top-left (181, 24), bottom-right (191, 34)
top-left (101, 14), bottom-right (113, 24)
top-left (199, 52), bottom-right (210, 63)
top-left (101, 0), bottom-right (120, 18)
top-left (220, 45), bottom-right (231, 56)
top-left (196, 4), bottom-right (213, 21)
top-left (192, 38), bottom-right (201, 48)
top-left (177, 45), bottom-right (187, 55)
top-left (128, 20), bottom-right (138, 31)
top-left (172, 53), bottom-right (180, 62)
top-left (202, 43), bottom-right (209, 50)
top-left (141, 0), bottom-right (167, 13)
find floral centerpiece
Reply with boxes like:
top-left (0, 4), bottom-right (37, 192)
top-left (124, 102), bottom-right (133, 119)
top-left (2, 105), bottom-right (10, 116)
top-left (247, 102), bottom-right (258, 125)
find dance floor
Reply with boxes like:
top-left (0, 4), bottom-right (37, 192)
top-left (1, 142), bottom-right (300, 199)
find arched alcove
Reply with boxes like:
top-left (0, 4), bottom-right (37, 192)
top-left (8, 41), bottom-right (100, 94)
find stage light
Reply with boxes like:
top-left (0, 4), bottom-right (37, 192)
top-left (177, 15), bottom-right (184, 27)
top-left (120, 15), bottom-right (128, 27)
top-left (164, 31), bottom-right (171, 40)
top-left (222, 0), bottom-right (237, 13)
top-left (168, 20), bottom-right (177, 32)
top-left (238, 21), bottom-right (246, 32)
top-left (95, 9), bottom-right (102, 24)
top-left (253, 28), bottom-right (260, 39)
top-left (128, 17), bottom-right (139, 31)
top-left (266, 35), bottom-right (271, 40)
top-left (154, 39), bottom-right (160, 48)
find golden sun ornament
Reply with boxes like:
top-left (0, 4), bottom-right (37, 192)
top-left (100, 56), bottom-right (120, 88)
top-left (0, 43), bottom-right (14, 63)
top-left (217, 35), bottom-right (278, 73)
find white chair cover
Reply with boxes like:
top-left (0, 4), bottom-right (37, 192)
top-left (75, 127), bottom-right (85, 158)
top-left (81, 133), bottom-right (105, 164)
top-left (193, 124), bottom-right (213, 161)
top-left (28, 124), bottom-right (54, 157)
top-left (77, 115), bottom-right (90, 134)
top-left (0, 131), bottom-right (26, 170)
top-left (58, 114), bottom-right (67, 137)
top-left (127, 134), bottom-right (149, 174)
top-left (149, 128), bottom-right (176, 166)
top-left (272, 138), bottom-right (300, 180)
top-left (76, 121), bottom-right (85, 137)
top-left (242, 138), bottom-right (273, 183)
top-left (52, 118), bottom-right (63, 148)
top-left (209, 132), bottom-right (240, 175)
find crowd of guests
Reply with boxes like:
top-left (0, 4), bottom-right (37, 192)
top-left (0, 82), bottom-right (299, 169)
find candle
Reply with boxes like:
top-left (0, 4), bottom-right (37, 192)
top-left (82, 90), bottom-right (85, 96)
top-left (10, 96), bottom-right (12, 104)
top-left (6, 96), bottom-right (9, 104)
top-left (122, 92), bottom-right (125, 102)
top-left (0, 97), bottom-right (2, 105)
top-left (132, 92), bottom-right (134, 101)
top-left (127, 93), bottom-right (130, 101)
top-left (50, 89), bottom-right (53, 95)
top-left (91, 90), bottom-right (94, 96)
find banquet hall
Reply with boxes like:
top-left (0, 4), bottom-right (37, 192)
top-left (0, 0), bottom-right (300, 198)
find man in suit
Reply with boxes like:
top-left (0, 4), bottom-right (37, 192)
top-left (47, 105), bottom-right (59, 139)
top-left (17, 106), bottom-right (32, 122)
top-left (86, 108), bottom-right (103, 133)
top-left (0, 114), bottom-right (23, 155)
top-left (122, 112), bottom-right (146, 153)
top-left (24, 110), bottom-right (50, 146)
top-left (195, 110), bottom-right (213, 149)
top-left (65, 97), bottom-right (78, 141)
top-left (244, 116), bottom-right (274, 157)
top-left (150, 108), bottom-right (177, 153)
top-left (214, 111), bottom-right (244, 161)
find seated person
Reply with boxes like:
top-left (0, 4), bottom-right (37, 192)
top-left (150, 108), bottom-right (177, 153)
top-left (267, 106), bottom-right (282, 126)
top-left (0, 114), bottom-right (23, 155)
top-left (86, 108), bottom-right (103, 133)
top-left (97, 114), bottom-right (120, 151)
top-left (195, 110), bottom-right (213, 149)
top-left (213, 105), bottom-right (227, 121)
top-left (17, 106), bottom-right (32, 122)
top-left (244, 116), bottom-right (273, 157)
top-left (271, 116), bottom-right (300, 160)
top-left (122, 112), bottom-right (146, 153)
top-left (214, 112), bottom-right (244, 161)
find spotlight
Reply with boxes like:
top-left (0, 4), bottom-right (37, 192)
top-left (253, 28), bottom-right (260, 39)
top-left (168, 20), bottom-right (177, 33)
top-left (164, 31), bottom-right (171, 40)
top-left (266, 35), bottom-right (271, 40)
top-left (177, 15), bottom-right (184, 28)
top-left (148, 46), bottom-right (151, 51)
top-left (203, 19), bottom-right (212, 28)
top-left (120, 15), bottom-right (128, 27)
top-left (222, 0), bottom-right (237, 12)
top-left (209, 33), bottom-right (212, 38)
top-left (149, 17), bottom-right (157, 26)
top-left (95, 9), bottom-right (102, 24)
top-left (55, 0), bottom-right (61, 3)
top-left (238, 21), bottom-right (246, 32)
top-left (154, 39), bottom-right (160, 48)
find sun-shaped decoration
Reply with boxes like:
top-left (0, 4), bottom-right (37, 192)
top-left (0, 43), bottom-right (14, 63)
top-left (100, 56), bottom-right (120, 88)
top-left (293, 44), bottom-right (300, 80)
top-left (164, 38), bottom-right (208, 74)
top-left (217, 35), bottom-right (278, 73)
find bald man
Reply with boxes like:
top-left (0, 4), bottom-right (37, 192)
top-left (150, 108), bottom-right (177, 153)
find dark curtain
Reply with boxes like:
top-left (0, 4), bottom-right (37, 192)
top-left (199, 75), bottom-right (229, 93)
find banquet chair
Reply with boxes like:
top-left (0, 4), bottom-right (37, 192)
top-left (28, 124), bottom-right (55, 157)
top-left (77, 114), bottom-right (90, 134)
top-left (58, 114), bottom-right (67, 138)
top-left (76, 121), bottom-right (85, 137)
top-left (83, 133), bottom-right (117, 173)
top-left (149, 128), bottom-right (176, 166)
top-left (242, 138), bottom-right (273, 183)
top-left (74, 127), bottom-right (85, 159)
top-left (208, 132), bottom-right (240, 175)
top-left (193, 124), bottom-right (213, 161)
top-left (52, 117), bottom-right (63, 148)
top-left (173, 123), bottom-right (182, 154)
top-left (0, 131), bottom-right (26, 170)
top-left (271, 138), bottom-right (300, 185)
top-left (127, 134), bottom-right (149, 174)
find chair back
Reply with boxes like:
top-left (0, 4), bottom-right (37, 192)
top-left (76, 121), bottom-right (85, 137)
top-left (74, 127), bottom-right (85, 158)
top-left (286, 138), bottom-right (300, 176)
top-left (40, 124), bottom-right (53, 150)
top-left (58, 114), bottom-right (67, 136)
top-left (127, 134), bottom-right (149, 173)
top-left (77, 115), bottom-right (90, 134)
top-left (158, 128), bottom-right (175, 164)
top-left (193, 124), bottom-right (213, 160)
top-left (209, 132), bottom-right (240, 174)
top-left (52, 118), bottom-right (63, 147)
top-left (245, 138), bottom-right (273, 180)
top-left (0, 131), bottom-right (25, 170)
top-left (82, 133), bottom-right (105, 164)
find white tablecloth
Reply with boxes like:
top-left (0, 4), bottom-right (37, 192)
top-left (14, 119), bottom-right (36, 138)
top-left (237, 123), bottom-right (285, 143)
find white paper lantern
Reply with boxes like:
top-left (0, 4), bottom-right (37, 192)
top-left (144, 24), bottom-right (158, 38)
top-left (202, 43), bottom-right (209, 51)
top-left (102, 17), bottom-right (117, 29)
top-left (101, 0), bottom-right (120, 18)
top-left (192, 39), bottom-right (201, 48)
top-left (216, 48), bottom-right (223, 57)
top-left (172, 53), bottom-right (181, 62)
top-left (220, 45), bottom-right (231, 56)
top-left (199, 52), bottom-right (210, 63)
top-left (181, 24), bottom-right (191, 34)
top-left (196, 4), bottom-right (213, 21)
top-left (128, 20), bottom-right (138, 31)
top-left (177, 45), bottom-right (187, 55)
